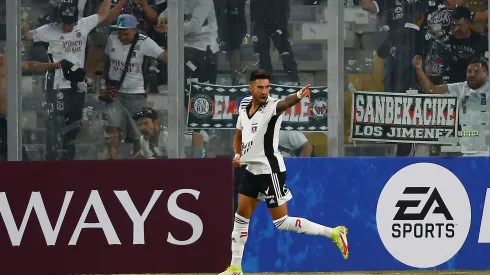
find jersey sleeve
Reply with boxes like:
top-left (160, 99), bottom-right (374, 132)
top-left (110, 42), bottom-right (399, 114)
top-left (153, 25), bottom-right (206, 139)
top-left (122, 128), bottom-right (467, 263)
top-left (236, 111), bottom-right (243, 130)
top-left (269, 97), bottom-right (281, 117)
top-left (447, 82), bottom-right (465, 97)
top-left (141, 38), bottom-right (164, 59)
top-left (285, 131), bottom-right (308, 150)
top-left (77, 14), bottom-right (99, 35)
top-left (31, 25), bottom-right (51, 43)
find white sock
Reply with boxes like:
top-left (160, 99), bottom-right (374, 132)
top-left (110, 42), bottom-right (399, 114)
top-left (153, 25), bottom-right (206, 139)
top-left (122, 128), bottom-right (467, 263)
top-left (230, 213), bottom-right (250, 267)
top-left (273, 215), bottom-right (333, 238)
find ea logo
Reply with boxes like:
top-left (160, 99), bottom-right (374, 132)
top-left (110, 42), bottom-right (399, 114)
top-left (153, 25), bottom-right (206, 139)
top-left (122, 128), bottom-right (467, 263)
top-left (376, 163), bottom-right (471, 268)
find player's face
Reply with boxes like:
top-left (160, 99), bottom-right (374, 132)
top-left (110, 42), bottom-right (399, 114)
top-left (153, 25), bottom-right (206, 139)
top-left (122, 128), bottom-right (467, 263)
top-left (466, 63), bottom-right (488, 89)
top-left (451, 18), bottom-right (470, 38)
top-left (118, 29), bottom-right (137, 44)
top-left (250, 78), bottom-right (270, 105)
top-left (137, 118), bottom-right (159, 140)
top-left (61, 23), bottom-right (75, 33)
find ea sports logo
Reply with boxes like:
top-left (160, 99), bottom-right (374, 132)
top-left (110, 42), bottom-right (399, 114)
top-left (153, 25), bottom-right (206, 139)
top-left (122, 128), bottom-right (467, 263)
top-left (376, 163), bottom-right (471, 268)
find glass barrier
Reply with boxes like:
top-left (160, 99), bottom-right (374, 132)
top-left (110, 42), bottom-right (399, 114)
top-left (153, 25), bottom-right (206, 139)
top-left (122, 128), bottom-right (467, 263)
top-left (345, 0), bottom-right (490, 157)
top-left (165, 0), bottom-right (329, 159)
top-left (10, 0), bottom-right (328, 161)
top-left (7, 0), bottom-right (490, 160)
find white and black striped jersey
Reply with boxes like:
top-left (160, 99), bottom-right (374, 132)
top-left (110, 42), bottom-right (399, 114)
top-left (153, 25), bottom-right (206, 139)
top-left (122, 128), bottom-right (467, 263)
top-left (237, 96), bottom-right (286, 175)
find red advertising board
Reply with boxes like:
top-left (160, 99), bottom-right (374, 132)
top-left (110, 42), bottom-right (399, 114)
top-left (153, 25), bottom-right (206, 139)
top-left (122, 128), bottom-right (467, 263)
top-left (0, 158), bottom-right (233, 275)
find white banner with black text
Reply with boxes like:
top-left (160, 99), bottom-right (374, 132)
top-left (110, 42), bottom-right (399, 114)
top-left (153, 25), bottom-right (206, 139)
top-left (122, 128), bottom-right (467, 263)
top-left (350, 91), bottom-right (459, 144)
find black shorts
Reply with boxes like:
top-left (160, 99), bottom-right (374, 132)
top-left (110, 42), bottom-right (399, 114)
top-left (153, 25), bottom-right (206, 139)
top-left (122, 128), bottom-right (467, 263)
top-left (239, 170), bottom-right (293, 208)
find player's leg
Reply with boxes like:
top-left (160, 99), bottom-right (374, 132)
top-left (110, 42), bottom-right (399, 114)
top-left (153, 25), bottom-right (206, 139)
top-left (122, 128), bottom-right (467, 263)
top-left (266, 172), bottom-right (349, 260)
top-left (220, 171), bottom-right (261, 275)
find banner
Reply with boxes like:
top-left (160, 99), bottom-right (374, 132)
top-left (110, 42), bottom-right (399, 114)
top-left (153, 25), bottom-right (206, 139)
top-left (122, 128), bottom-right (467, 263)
top-left (350, 91), bottom-right (459, 144)
top-left (0, 159), bottom-right (233, 275)
top-left (187, 82), bottom-right (328, 131)
top-left (242, 157), bottom-right (490, 272)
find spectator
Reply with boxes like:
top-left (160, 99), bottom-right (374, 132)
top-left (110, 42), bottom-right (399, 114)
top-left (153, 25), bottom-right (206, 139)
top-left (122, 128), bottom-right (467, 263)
top-left (278, 131), bottom-right (314, 157)
top-left (85, 0), bottom-right (159, 91)
top-left (132, 107), bottom-right (168, 158)
top-left (361, 0), bottom-right (423, 93)
top-left (156, 0), bottom-right (219, 84)
top-left (156, 0), bottom-right (220, 158)
top-left (361, 0), bottom-right (411, 32)
top-left (102, 14), bottom-right (168, 159)
top-left (445, 6), bottom-right (489, 83)
top-left (376, 2), bottom-right (432, 157)
top-left (214, 0), bottom-right (247, 85)
top-left (250, 0), bottom-right (299, 85)
top-left (22, 0), bottom-right (112, 160)
top-left (422, 0), bottom-right (487, 85)
top-left (0, 56), bottom-right (65, 161)
top-left (413, 56), bottom-right (490, 156)
top-left (376, 1), bottom-right (426, 93)
top-left (132, 107), bottom-right (207, 159)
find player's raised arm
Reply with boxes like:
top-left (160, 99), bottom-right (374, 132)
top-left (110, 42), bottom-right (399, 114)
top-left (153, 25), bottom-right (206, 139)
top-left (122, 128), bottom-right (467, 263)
top-left (276, 84), bottom-right (310, 115)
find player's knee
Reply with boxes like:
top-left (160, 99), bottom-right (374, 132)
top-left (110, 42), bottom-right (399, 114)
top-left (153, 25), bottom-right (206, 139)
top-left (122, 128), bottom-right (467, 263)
top-left (274, 215), bottom-right (291, 231)
top-left (274, 216), bottom-right (308, 233)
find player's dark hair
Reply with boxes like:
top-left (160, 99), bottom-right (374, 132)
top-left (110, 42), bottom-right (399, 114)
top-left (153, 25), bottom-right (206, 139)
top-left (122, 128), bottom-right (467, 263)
top-left (250, 69), bottom-right (271, 82)
top-left (469, 58), bottom-right (489, 72)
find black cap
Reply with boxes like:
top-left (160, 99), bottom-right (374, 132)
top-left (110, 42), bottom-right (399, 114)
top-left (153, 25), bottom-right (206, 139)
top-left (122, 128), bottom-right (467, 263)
top-left (133, 107), bottom-right (159, 120)
top-left (61, 59), bottom-right (86, 83)
top-left (452, 6), bottom-right (474, 22)
top-left (57, 4), bottom-right (78, 24)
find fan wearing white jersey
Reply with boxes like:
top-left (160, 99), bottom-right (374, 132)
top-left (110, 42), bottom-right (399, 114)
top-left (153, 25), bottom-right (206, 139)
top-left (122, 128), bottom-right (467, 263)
top-left (278, 130), bottom-right (313, 157)
top-left (220, 69), bottom-right (349, 275)
top-left (413, 55), bottom-right (490, 156)
top-left (22, 0), bottom-right (112, 160)
top-left (103, 14), bottom-right (168, 159)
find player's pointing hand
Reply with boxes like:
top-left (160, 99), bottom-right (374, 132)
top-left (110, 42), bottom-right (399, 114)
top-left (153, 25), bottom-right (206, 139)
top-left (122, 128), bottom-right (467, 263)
top-left (298, 84), bottom-right (311, 99)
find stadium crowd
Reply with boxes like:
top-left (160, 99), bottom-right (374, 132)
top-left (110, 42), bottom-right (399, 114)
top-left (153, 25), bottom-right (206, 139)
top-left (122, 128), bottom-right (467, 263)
top-left (0, 0), bottom-right (488, 161)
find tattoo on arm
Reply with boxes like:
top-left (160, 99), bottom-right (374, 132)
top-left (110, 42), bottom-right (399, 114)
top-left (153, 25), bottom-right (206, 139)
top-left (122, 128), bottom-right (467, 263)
top-left (276, 93), bottom-right (301, 115)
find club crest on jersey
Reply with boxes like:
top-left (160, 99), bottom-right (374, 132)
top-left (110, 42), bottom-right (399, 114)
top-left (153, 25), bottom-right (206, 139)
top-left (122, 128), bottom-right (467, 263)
top-left (311, 97), bottom-right (328, 120)
top-left (251, 124), bottom-right (258, 134)
top-left (190, 94), bottom-right (213, 118)
top-left (75, 31), bottom-right (81, 38)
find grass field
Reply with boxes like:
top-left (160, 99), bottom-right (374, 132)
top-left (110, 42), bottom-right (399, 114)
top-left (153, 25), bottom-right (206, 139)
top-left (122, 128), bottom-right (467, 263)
top-left (111, 272), bottom-right (490, 275)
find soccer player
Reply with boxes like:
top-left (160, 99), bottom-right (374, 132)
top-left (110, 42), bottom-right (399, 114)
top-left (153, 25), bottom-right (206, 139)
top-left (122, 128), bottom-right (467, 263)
top-left (220, 69), bottom-right (349, 275)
